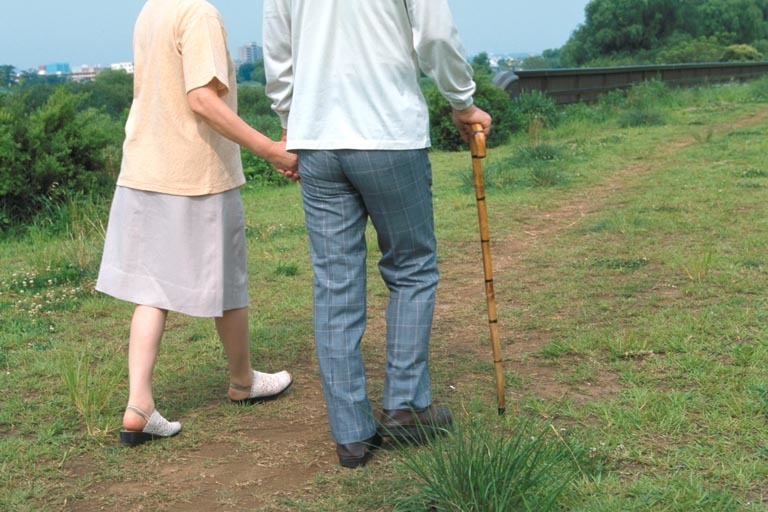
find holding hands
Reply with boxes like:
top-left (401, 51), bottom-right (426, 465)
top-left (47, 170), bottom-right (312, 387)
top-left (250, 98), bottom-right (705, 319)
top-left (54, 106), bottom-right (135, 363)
top-left (272, 129), bottom-right (300, 181)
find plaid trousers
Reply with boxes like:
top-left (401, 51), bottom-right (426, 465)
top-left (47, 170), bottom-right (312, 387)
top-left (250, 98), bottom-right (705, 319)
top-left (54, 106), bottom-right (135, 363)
top-left (298, 149), bottom-right (438, 445)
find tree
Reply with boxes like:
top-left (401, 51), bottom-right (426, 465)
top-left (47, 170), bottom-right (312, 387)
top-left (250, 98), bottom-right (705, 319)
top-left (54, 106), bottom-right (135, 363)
top-left (237, 62), bottom-right (255, 83)
top-left (564, 0), bottom-right (678, 63)
top-left (250, 59), bottom-right (266, 84)
top-left (694, 0), bottom-right (767, 44)
top-left (0, 65), bottom-right (16, 88)
top-left (75, 69), bottom-right (133, 119)
top-left (472, 52), bottom-right (493, 75)
top-left (560, 0), bottom-right (768, 66)
top-left (16, 69), bottom-right (67, 87)
top-left (523, 49), bottom-right (562, 70)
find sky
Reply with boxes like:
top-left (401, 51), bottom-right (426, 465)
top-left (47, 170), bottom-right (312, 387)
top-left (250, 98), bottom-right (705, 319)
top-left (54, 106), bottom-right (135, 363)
top-left (0, 0), bottom-right (591, 71)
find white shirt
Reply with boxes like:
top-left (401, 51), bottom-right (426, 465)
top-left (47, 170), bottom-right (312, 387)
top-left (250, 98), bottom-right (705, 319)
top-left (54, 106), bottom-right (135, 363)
top-left (263, 0), bottom-right (476, 151)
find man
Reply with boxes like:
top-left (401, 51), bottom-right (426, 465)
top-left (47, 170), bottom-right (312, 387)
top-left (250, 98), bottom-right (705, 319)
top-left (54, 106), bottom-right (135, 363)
top-left (263, 0), bottom-right (492, 468)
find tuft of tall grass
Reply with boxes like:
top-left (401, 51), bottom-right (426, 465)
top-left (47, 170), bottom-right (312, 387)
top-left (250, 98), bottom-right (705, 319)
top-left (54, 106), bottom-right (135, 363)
top-left (60, 347), bottom-right (123, 437)
top-left (516, 142), bottom-right (565, 162)
top-left (395, 416), bottom-right (596, 512)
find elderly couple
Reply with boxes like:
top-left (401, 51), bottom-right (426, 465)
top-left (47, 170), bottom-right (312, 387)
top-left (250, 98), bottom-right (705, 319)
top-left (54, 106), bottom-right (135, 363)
top-left (96, 0), bottom-right (492, 468)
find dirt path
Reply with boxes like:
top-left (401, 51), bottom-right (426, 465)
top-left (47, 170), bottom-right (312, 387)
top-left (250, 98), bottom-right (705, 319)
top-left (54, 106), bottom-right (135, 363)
top-left (65, 107), bottom-right (768, 512)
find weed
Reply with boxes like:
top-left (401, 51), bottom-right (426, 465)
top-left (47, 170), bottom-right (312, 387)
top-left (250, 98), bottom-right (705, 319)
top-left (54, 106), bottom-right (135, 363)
top-left (692, 128), bottom-right (714, 143)
top-left (274, 263), bottom-right (299, 277)
top-left (739, 168), bottom-right (768, 178)
top-left (683, 250), bottom-right (714, 283)
top-left (748, 385), bottom-right (768, 416)
top-left (619, 108), bottom-right (666, 128)
top-left (60, 348), bottom-right (122, 437)
top-left (395, 416), bottom-right (595, 511)
top-left (517, 142), bottom-right (564, 162)
top-left (530, 164), bottom-right (566, 188)
top-left (593, 257), bottom-right (650, 271)
top-left (728, 129), bottom-right (763, 137)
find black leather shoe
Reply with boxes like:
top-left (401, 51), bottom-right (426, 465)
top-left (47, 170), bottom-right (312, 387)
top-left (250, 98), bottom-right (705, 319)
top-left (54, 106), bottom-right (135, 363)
top-left (378, 405), bottom-right (453, 444)
top-left (336, 432), bottom-right (383, 468)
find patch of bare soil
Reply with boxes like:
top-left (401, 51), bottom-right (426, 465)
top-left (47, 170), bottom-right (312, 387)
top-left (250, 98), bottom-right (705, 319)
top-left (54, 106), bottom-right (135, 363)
top-left (62, 107), bottom-right (768, 511)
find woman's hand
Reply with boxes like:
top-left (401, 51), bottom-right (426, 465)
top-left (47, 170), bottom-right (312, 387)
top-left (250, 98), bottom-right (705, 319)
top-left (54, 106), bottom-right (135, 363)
top-left (268, 140), bottom-right (299, 181)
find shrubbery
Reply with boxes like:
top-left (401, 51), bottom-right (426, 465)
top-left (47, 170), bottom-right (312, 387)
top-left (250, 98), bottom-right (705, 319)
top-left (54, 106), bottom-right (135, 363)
top-left (0, 76), bottom-right (290, 229)
top-left (237, 84), bottom-right (289, 187)
top-left (0, 86), bottom-right (123, 227)
top-left (424, 64), bottom-right (523, 151)
top-left (0, 62), bottom-right (543, 226)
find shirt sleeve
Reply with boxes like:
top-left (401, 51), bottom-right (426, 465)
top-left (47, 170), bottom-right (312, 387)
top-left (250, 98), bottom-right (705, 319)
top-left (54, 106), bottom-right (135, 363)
top-left (406, 0), bottom-right (476, 110)
top-left (263, 0), bottom-right (293, 128)
top-left (179, 7), bottom-right (231, 94)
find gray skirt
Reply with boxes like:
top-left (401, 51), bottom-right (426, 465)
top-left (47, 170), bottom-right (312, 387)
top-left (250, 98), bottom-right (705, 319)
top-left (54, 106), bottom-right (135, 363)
top-left (96, 186), bottom-right (249, 318)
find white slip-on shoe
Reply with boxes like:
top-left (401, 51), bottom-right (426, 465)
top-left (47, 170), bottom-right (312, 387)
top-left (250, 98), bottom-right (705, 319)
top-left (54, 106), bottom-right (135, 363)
top-left (119, 405), bottom-right (182, 446)
top-left (230, 369), bottom-right (293, 405)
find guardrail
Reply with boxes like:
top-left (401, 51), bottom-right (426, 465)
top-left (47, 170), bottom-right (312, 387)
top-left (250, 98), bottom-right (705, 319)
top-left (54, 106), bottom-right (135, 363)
top-left (494, 62), bottom-right (768, 104)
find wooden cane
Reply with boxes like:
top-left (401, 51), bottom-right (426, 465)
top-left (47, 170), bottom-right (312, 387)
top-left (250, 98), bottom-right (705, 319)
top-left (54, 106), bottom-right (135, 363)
top-left (469, 123), bottom-right (506, 416)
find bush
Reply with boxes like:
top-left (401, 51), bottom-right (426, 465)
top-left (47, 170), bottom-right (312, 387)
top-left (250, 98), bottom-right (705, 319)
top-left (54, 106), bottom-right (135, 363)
top-left (425, 71), bottom-right (521, 151)
top-left (237, 86), bottom-right (289, 186)
top-left (0, 87), bottom-right (123, 225)
top-left (721, 44), bottom-right (763, 62)
top-left (238, 84), bottom-right (275, 118)
top-left (513, 90), bottom-right (560, 131)
top-left (655, 36), bottom-right (726, 64)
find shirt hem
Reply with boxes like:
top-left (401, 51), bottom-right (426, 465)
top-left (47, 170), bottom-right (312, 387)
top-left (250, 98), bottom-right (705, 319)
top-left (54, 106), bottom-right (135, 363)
top-left (286, 139), bottom-right (432, 151)
top-left (115, 177), bottom-right (246, 197)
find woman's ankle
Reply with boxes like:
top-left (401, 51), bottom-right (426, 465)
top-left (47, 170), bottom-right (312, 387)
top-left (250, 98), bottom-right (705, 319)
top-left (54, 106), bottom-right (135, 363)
top-left (228, 371), bottom-right (254, 400)
top-left (122, 402), bottom-right (154, 431)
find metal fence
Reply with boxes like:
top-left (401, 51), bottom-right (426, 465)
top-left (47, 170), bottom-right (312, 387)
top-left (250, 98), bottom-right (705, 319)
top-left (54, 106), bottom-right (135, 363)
top-left (494, 62), bottom-right (768, 104)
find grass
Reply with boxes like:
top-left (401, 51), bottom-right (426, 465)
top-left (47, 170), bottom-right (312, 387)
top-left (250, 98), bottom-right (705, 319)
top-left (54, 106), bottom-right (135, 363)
top-left (393, 415), bottom-right (598, 511)
top-left (2, 77), bottom-right (768, 510)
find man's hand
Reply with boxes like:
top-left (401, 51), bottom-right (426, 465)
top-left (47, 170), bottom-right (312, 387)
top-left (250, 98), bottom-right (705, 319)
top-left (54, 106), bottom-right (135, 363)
top-left (274, 129), bottom-right (300, 181)
top-left (452, 104), bottom-right (492, 143)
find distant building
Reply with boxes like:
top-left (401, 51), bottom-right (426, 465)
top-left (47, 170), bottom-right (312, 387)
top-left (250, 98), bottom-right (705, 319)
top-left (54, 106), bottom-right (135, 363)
top-left (70, 65), bottom-right (109, 83)
top-left (238, 43), bottom-right (263, 64)
top-left (38, 62), bottom-right (71, 76)
top-left (111, 62), bottom-right (135, 74)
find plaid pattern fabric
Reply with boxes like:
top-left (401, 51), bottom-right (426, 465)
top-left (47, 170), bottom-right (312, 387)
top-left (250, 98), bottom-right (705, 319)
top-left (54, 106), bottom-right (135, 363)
top-left (299, 149), bottom-right (438, 444)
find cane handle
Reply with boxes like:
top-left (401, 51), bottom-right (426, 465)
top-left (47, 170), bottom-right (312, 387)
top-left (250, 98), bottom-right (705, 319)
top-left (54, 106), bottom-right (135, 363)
top-left (470, 123), bottom-right (486, 159)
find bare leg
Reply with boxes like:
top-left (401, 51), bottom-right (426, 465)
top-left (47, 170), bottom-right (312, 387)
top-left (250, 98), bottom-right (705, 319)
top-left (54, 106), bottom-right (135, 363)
top-left (215, 307), bottom-right (254, 401)
top-left (122, 305), bottom-right (168, 431)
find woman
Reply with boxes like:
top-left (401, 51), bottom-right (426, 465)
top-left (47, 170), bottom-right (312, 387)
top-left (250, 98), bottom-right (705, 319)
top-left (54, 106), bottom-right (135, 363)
top-left (96, 0), bottom-right (297, 446)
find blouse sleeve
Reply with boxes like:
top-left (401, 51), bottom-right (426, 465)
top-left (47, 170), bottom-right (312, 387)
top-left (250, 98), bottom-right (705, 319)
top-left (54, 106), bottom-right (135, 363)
top-left (179, 6), bottom-right (231, 94)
